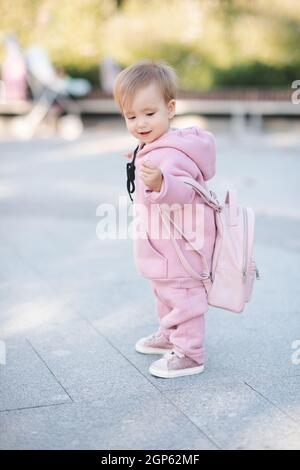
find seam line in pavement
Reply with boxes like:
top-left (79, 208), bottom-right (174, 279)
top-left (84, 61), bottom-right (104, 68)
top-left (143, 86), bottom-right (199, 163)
top-left (243, 381), bottom-right (300, 425)
top-left (26, 338), bottom-right (74, 403)
top-left (0, 401), bottom-right (71, 414)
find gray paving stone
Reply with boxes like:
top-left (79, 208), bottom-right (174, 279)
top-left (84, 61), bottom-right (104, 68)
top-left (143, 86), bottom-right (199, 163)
top-left (70, 279), bottom-right (158, 330)
top-left (0, 243), bottom-right (80, 339)
top-left (0, 239), bottom-right (39, 284)
top-left (245, 375), bottom-right (300, 423)
top-left (26, 318), bottom-right (158, 402)
top-left (0, 391), bottom-right (217, 450)
top-left (0, 216), bottom-right (136, 284)
top-left (164, 381), bottom-right (300, 449)
top-left (0, 275), bottom-right (78, 339)
top-left (0, 338), bottom-right (70, 411)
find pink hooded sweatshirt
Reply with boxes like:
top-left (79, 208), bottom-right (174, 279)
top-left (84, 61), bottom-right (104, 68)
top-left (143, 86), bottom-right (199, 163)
top-left (131, 125), bottom-right (217, 286)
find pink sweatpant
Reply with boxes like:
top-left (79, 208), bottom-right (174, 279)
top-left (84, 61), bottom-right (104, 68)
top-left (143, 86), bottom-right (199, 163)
top-left (149, 279), bottom-right (208, 365)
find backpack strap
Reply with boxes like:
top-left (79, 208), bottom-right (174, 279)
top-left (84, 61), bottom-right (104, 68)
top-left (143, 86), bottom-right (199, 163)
top-left (176, 176), bottom-right (223, 212)
top-left (157, 205), bottom-right (213, 294)
top-left (179, 176), bottom-right (237, 227)
top-left (156, 176), bottom-right (223, 294)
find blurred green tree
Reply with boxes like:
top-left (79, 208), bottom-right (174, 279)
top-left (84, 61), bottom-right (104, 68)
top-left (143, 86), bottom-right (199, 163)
top-left (0, 0), bottom-right (299, 89)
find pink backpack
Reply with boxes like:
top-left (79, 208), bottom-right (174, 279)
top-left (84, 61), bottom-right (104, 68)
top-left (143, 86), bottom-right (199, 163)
top-left (158, 176), bottom-right (260, 313)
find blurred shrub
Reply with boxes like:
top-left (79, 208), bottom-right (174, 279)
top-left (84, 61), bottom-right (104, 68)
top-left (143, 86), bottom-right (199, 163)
top-left (212, 61), bottom-right (300, 88)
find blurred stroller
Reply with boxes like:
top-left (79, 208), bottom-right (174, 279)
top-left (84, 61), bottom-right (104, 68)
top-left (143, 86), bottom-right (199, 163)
top-left (1, 33), bottom-right (27, 101)
top-left (11, 44), bottom-right (91, 140)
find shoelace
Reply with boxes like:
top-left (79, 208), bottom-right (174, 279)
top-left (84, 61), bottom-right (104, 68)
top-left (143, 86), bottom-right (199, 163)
top-left (151, 332), bottom-right (164, 340)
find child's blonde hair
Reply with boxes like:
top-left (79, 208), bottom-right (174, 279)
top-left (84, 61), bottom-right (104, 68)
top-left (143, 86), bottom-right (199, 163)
top-left (113, 59), bottom-right (177, 115)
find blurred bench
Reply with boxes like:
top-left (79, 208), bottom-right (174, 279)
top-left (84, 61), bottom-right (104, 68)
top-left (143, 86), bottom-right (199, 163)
top-left (1, 89), bottom-right (299, 132)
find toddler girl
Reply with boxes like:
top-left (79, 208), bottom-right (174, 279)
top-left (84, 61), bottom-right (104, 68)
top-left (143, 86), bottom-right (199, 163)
top-left (113, 59), bottom-right (216, 378)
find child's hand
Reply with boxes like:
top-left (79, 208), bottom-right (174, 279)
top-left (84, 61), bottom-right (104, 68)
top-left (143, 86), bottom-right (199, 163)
top-left (140, 162), bottom-right (163, 192)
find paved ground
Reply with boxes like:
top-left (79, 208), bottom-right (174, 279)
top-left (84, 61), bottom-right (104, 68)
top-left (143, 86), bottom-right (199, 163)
top-left (0, 117), bottom-right (300, 449)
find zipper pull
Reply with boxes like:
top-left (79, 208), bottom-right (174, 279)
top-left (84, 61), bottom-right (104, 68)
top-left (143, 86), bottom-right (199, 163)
top-left (255, 267), bottom-right (260, 280)
top-left (242, 271), bottom-right (247, 283)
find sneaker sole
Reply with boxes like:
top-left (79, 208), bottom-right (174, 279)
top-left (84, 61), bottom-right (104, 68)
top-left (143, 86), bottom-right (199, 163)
top-left (135, 343), bottom-right (173, 355)
top-left (149, 363), bottom-right (205, 378)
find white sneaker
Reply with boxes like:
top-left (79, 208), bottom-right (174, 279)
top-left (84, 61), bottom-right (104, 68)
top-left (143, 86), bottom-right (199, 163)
top-left (135, 332), bottom-right (173, 355)
top-left (149, 351), bottom-right (205, 378)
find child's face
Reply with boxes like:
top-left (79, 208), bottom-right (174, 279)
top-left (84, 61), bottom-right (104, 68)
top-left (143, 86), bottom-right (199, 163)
top-left (122, 82), bottom-right (176, 144)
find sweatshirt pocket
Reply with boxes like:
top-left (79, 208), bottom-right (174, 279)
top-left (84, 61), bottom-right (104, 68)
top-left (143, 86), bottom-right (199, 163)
top-left (134, 232), bottom-right (168, 279)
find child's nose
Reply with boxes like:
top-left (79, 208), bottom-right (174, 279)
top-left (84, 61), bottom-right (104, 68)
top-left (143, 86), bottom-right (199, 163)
top-left (136, 118), bottom-right (146, 129)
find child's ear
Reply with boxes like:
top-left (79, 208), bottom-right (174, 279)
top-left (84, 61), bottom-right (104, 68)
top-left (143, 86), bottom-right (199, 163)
top-left (167, 99), bottom-right (176, 119)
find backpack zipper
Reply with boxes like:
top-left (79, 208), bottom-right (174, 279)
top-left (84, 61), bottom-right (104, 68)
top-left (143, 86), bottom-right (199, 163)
top-left (242, 208), bottom-right (248, 283)
top-left (242, 208), bottom-right (261, 282)
top-left (255, 265), bottom-right (261, 280)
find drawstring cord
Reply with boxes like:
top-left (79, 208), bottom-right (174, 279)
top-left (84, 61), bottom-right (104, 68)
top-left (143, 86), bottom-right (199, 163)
top-left (126, 143), bottom-right (145, 202)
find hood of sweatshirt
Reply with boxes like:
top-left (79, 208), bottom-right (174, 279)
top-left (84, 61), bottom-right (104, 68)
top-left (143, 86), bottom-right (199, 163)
top-left (137, 126), bottom-right (216, 181)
